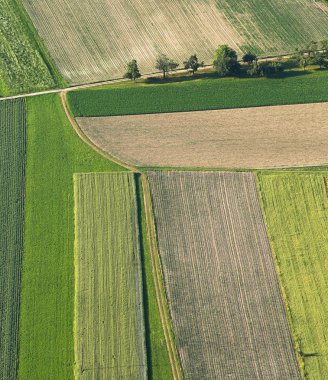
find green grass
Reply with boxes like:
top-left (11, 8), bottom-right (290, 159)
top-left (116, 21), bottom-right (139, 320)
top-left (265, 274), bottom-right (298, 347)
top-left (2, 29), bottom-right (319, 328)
top-left (18, 94), bottom-right (125, 380)
top-left (135, 176), bottom-right (173, 380)
top-left (0, 99), bottom-right (26, 380)
top-left (68, 69), bottom-right (328, 117)
top-left (74, 173), bottom-right (147, 379)
top-left (0, 0), bottom-right (64, 96)
top-left (257, 172), bottom-right (328, 379)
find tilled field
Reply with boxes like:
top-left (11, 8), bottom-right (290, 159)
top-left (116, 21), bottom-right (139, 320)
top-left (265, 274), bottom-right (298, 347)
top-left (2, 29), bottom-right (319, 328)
top-left (77, 102), bottom-right (328, 169)
top-left (147, 171), bottom-right (301, 379)
top-left (258, 172), bottom-right (328, 379)
top-left (0, 99), bottom-right (26, 379)
top-left (74, 173), bottom-right (147, 379)
top-left (21, 0), bottom-right (243, 84)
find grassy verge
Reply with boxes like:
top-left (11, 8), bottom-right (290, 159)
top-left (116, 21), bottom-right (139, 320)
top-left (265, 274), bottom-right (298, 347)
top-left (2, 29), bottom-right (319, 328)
top-left (68, 69), bottom-right (328, 116)
top-left (18, 94), bottom-right (125, 380)
top-left (257, 172), bottom-right (328, 379)
top-left (135, 175), bottom-right (173, 380)
top-left (0, 99), bottom-right (26, 380)
top-left (0, 0), bottom-right (64, 96)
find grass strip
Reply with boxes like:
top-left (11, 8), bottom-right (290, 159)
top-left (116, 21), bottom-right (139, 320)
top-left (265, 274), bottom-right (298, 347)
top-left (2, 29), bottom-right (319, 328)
top-left (18, 93), bottom-right (125, 380)
top-left (68, 69), bottom-right (328, 117)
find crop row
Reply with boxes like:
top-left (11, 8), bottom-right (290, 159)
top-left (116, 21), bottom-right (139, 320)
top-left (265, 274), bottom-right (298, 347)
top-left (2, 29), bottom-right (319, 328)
top-left (147, 171), bottom-right (301, 379)
top-left (0, 99), bottom-right (26, 379)
top-left (257, 172), bottom-right (328, 379)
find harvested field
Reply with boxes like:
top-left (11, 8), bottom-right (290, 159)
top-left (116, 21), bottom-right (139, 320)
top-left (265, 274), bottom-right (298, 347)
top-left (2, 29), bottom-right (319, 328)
top-left (74, 173), bottom-right (147, 379)
top-left (147, 171), bottom-right (301, 379)
top-left (0, 99), bottom-right (26, 379)
top-left (258, 172), bottom-right (328, 379)
top-left (217, 0), bottom-right (328, 55)
top-left (77, 102), bottom-right (328, 169)
top-left (21, 0), bottom-right (243, 83)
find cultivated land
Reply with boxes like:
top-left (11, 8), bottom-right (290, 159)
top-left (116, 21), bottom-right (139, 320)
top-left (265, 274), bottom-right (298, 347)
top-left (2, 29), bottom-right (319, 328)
top-left (74, 173), bottom-right (147, 379)
top-left (147, 171), bottom-right (301, 379)
top-left (0, 99), bottom-right (26, 380)
top-left (68, 69), bottom-right (328, 117)
top-left (258, 172), bottom-right (328, 379)
top-left (77, 102), bottom-right (328, 169)
top-left (21, 0), bottom-right (243, 84)
top-left (18, 94), bottom-right (125, 380)
top-left (0, 0), bottom-right (62, 96)
top-left (218, 0), bottom-right (328, 55)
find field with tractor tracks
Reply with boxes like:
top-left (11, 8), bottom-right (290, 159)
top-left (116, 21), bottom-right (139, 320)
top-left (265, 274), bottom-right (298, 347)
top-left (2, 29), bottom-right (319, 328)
top-left (0, 99), bottom-right (26, 380)
top-left (147, 171), bottom-right (301, 379)
top-left (74, 173), bottom-right (147, 379)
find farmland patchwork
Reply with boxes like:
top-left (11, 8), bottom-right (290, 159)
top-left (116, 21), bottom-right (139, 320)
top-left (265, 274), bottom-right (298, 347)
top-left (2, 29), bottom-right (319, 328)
top-left (147, 171), bottom-right (301, 379)
top-left (0, 99), bottom-right (26, 380)
top-left (73, 173), bottom-right (147, 379)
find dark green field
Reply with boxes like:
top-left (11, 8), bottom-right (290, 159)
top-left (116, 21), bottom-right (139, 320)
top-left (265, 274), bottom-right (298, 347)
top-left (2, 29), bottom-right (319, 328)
top-left (68, 69), bottom-right (328, 117)
top-left (0, 99), bottom-right (26, 379)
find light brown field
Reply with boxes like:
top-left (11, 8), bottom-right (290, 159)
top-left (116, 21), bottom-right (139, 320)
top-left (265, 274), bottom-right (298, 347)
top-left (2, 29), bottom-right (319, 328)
top-left (21, 0), bottom-right (243, 84)
top-left (77, 102), bottom-right (328, 169)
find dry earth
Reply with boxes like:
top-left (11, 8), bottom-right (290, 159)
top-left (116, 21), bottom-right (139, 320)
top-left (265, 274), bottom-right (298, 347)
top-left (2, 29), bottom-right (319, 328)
top-left (77, 102), bottom-right (328, 169)
top-left (21, 0), bottom-right (243, 84)
top-left (147, 171), bottom-right (301, 379)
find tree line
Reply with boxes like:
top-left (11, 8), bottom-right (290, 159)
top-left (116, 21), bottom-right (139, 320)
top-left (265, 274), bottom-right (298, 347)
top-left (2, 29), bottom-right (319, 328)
top-left (123, 40), bottom-right (328, 80)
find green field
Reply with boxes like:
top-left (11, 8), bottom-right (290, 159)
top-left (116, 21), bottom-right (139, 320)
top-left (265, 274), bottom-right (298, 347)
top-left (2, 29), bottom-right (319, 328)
top-left (74, 173), bottom-right (147, 379)
top-left (0, 99), bottom-right (26, 380)
top-left (68, 69), bottom-right (328, 117)
top-left (18, 94), bottom-right (125, 380)
top-left (0, 0), bottom-right (63, 96)
top-left (257, 172), bottom-right (328, 379)
top-left (217, 0), bottom-right (328, 56)
top-left (135, 176), bottom-right (173, 380)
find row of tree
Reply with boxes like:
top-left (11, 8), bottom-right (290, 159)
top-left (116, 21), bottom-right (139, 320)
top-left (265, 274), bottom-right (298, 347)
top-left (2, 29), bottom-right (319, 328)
top-left (123, 40), bottom-right (328, 80)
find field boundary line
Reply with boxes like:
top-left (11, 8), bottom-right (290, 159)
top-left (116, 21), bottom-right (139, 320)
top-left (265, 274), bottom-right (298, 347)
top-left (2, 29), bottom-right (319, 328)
top-left (60, 91), bottom-right (137, 172)
top-left (0, 50), bottom-right (323, 102)
top-left (255, 173), bottom-right (305, 378)
top-left (141, 174), bottom-right (183, 380)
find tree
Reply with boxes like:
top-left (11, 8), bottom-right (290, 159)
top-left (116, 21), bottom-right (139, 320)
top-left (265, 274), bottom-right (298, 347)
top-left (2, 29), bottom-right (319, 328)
top-left (183, 54), bottom-right (203, 75)
top-left (305, 41), bottom-right (318, 58)
top-left (314, 53), bottom-right (328, 69)
top-left (321, 40), bottom-right (328, 55)
top-left (247, 61), bottom-right (262, 77)
top-left (155, 54), bottom-right (179, 78)
top-left (123, 59), bottom-right (141, 81)
top-left (294, 49), bottom-right (310, 70)
top-left (242, 52), bottom-right (257, 65)
top-left (213, 45), bottom-right (240, 76)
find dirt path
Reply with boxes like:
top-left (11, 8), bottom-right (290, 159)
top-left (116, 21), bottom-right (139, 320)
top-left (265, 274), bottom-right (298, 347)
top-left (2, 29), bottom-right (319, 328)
top-left (61, 90), bottom-right (182, 379)
top-left (0, 51), bottom-right (304, 102)
top-left (141, 174), bottom-right (183, 380)
top-left (60, 91), bottom-right (137, 172)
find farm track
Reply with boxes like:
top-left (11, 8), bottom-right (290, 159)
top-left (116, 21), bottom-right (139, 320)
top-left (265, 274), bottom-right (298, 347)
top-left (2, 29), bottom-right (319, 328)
top-left (141, 174), bottom-right (183, 380)
top-left (62, 90), bottom-right (180, 379)
top-left (0, 52), bottom-right (305, 102)
top-left (60, 91), bottom-right (136, 172)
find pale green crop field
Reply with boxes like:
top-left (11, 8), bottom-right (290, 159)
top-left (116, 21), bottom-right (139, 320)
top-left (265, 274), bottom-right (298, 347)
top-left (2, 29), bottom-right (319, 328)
top-left (74, 173), bottom-right (147, 379)
top-left (258, 172), bottom-right (328, 379)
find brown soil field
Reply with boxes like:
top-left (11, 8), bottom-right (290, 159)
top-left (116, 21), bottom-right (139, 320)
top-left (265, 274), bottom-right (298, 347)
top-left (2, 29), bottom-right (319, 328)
top-left (21, 0), bottom-right (243, 84)
top-left (77, 102), bottom-right (328, 169)
top-left (147, 171), bottom-right (301, 379)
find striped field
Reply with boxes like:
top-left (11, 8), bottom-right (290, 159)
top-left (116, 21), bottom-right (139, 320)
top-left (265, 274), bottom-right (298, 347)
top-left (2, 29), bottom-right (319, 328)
top-left (0, 99), bottom-right (26, 379)
top-left (147, 171), bottom-right (301, 379)
top-left (258, 172), bottom-right (328, 379)
top-left (74, 173), bottom-right (147, 379)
